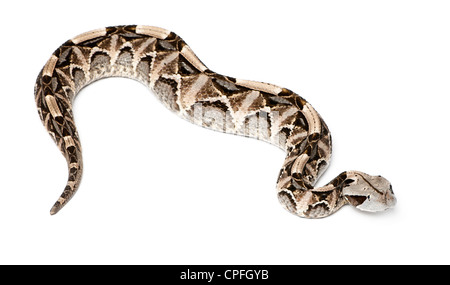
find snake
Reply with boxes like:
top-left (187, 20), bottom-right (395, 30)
top-left (34, 25), bottom-right (396, 218)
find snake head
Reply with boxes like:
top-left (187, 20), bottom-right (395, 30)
top-left (342, 171), bottom-right (396, 212)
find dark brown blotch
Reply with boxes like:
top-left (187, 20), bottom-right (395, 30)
top-left (55, 47), bottom-right (73, 67)
top-left (280, 127), bottom-right (292, 139)
top-left (61, 125), bottom-right (72, 137)
top-left (165, 32), bottom-right (178, 41)
top-left (41, 75), bottom-right (52, 85)
top-left (278, 88), bottom-right (293, 97)
top-left (106, 26), bottom-right (143, 40)
top-left (305, 143), bottom-right (318, 158)
top-left (346, 195), bottom-right (367, 207)
top-left (79, 36), bottom-right (107, 48)
top-left (156, 77), bottom-right (178, 94)
top-left (178, 55), bottom-right (200, 75)
top-left (212, 76), bottom-right (241, 95)
top-left (293, 113), bottom-right (308, 130)
top-left (204, 69), bottom-right (216, 76)
top-left (294, 96), bottom-right (306, 110)
top-left (261, 93), bottom-right (289, 108)
top-left (124, 25), bottom-right (137, 33)
top-left (67, 145), bottom-right (76, 154)
top-left (308, 132), bottom-right (320, 142)
top-left (318, 160), bottom-right (328, 173)
top-left (106, 26), bottom-right (119, 35)
top-left (312, 190), bottom-right (332, 201)
top-left (156, 39), bottom-right (177, 51)
top-left (305, 202), bottom-right (330, 217)
top-left (330, 172), bottom-right (349, 187)
top-left (200, 100), bottom-right (230, 113)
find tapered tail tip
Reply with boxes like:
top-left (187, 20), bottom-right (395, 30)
top-left (49, 198), bottom-right (65, 215)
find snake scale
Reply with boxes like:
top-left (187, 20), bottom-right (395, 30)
top-left (34, 25), bottom-right (396, 218)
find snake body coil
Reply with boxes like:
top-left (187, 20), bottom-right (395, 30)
top-left (35, 25), bottom-right (396, 217)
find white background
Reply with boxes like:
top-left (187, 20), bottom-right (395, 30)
top-left (0, 0), bottom-right (449, 265)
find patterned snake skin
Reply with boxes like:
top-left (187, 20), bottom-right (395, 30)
top-left (34, 25), bottom-right (396, 218)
